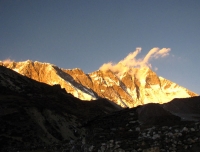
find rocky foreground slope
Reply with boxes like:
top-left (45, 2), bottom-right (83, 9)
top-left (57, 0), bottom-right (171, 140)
top-left (0, 60), bottom-right (198, 107)
top-left (0, 65), bottom-right (200, 152)
top-left (0, 66), bottom-right (121, 151)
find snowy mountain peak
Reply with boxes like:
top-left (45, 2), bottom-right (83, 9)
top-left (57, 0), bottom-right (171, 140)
top-left (2, 60), bottom-right (198, 107)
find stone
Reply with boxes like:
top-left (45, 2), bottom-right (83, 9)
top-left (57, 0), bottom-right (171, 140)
top-left (136, 127), bottom-right (141, 131)
top-left (182, 127), bottom-right (189, 132)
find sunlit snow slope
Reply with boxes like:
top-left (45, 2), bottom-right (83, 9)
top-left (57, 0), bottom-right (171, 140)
top-left (1, 60), bottom-right (197, 107)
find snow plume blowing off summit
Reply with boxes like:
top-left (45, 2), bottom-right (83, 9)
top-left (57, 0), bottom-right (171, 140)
top-left (99, 47), bottom-right (171, 76)
top-left (1, 58), bottom-right (15, 64)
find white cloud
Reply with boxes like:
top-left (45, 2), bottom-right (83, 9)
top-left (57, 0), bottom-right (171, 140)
top-left (99, 47), bottom-right (171, 75)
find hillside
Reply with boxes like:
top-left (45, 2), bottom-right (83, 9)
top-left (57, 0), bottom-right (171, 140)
top-left (0, 65), bottom-right (200, 151)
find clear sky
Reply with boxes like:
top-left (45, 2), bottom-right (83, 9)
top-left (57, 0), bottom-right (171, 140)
top-left (1, 0), bottom-right (200, 94)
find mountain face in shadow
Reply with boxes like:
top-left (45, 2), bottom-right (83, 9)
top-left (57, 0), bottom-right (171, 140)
top-left (1, 60), bottom-right (198, 108)
top-left (1, 65), bottom-right (200, 151)
top-left (162, 96), bottom-right (200, 121)
top-left (0, 66), bottom-right (121, 151)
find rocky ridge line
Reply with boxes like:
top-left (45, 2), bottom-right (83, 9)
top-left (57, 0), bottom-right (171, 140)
top-left (1, 60), bottom-right (198, 108)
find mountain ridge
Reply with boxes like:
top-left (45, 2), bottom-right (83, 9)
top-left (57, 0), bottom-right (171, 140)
top-left (0, 60), bottom-right (198, 107)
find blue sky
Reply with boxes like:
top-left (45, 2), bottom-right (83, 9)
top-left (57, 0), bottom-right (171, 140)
top-left (1, 0), bottom-right (200, 94)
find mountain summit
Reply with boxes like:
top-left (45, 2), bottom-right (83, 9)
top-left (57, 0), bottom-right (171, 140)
top-left (1, 60), bottom-right (197, 107)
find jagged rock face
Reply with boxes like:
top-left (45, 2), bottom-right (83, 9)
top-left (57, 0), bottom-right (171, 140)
top-left (63, 68), bottom-right (93, 88)
top-left (0, 60), bottom-right (97, 100)
top-left (1, 60), bottom-right (198, 108)
top-left (89, 70), bottom-right (134, 107)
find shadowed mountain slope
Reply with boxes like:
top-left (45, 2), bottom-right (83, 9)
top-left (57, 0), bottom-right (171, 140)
top-left (162, 96), bottom-right (200, 121)
top-left (1, 65), bottom-right (200, 151)
top-left (0, 66), bottom-right (121, 151)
